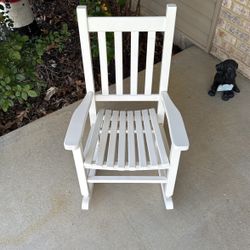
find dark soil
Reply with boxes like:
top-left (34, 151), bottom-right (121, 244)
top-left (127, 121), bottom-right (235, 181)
top-left (0, 0), bottom-right (181, 136)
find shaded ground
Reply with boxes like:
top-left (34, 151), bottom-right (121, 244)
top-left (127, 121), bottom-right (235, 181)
top-left (0, 0), bottom-right (181, 136)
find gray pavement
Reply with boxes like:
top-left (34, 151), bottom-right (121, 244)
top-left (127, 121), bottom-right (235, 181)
top-left (0, 46), bottom-right (250, 250)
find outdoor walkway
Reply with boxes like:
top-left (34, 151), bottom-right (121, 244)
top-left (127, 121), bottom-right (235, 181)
top-left (0, 46), bottom-right (249, 250)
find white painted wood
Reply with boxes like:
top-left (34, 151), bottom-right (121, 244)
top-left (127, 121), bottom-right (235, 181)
top-left (77, 7), bottom-right (95, 92)
top-left (162, 195), bottom-right (174, 210)
top-left (82, 196), bottom-right (91, 210)
top-left (83, 121), bottom-right (96, 158)
top-left (85, 163), bottom-right (168, 171)
top-left (83, 109), bottom-right (170, 171)
top-left (95, 94), bottom-right (159, 102)
top-left (149, 109), bottom-right (169, 164)
top-left (160, 91), bottom-right (189, 150)
top-left (88, 176), bottom-right (168, 183)
top-left (88, 16), bottom-right (166, 32)
top-left (145, 31), bottom-right (156, 95)
top-left (127, 111), bottom-right (136, 168)
top-left (76, 6), bottom-right (96, 124)
top-left (82, 168), bottom-right (96, 210)
top-left (72, 145), bottom-right (89, 198)
top-left (158, 5), bottom-right (177, 123)
top-left (118, 111), bottom-right (126, 167)
top-left (96, 110), bottom-right (112, 166)
top-left (64, 92), bottom-right (93, 151)
top-left (165, 147), bottom-right (181, 197)
top-left (142, 109), bottom-right (158, 166)
top-left (84, 109), bottom-right (105, 165)
top-left (106, 111), bottom-right (119, 167)
top-left (158, 169), bottom-right (173, 209)
top-left (159, 4), bottom-right (176, 93)
top-left (98, 32), bottom-right (109, 95)
top-left (130, 31), bottom-right (139, 95)
top-left (115, 32), bottom-right (123, 95)
top-left (135, 111), bottom-right (147, 167)
top-left (66, 5), bottom-right (189, 210)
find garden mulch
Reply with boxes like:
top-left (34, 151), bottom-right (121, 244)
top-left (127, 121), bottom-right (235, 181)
top-left (0, 0), bottom-right (181, 136)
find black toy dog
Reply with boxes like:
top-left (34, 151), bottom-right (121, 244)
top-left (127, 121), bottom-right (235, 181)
top-left (208, 59), bottom-right (240, 101)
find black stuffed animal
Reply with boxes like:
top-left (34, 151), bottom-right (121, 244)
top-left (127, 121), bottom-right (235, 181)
top-left (208, 59), bottom-right (240, 101)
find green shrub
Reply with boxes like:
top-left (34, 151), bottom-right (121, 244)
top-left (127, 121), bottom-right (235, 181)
top-left (0, 23), bottom-right (70, 112)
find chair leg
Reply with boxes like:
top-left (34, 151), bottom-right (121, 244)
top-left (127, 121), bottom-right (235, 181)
top-left (160, 183), bottom-right (174, 209)
top-left (165, 148), bottom-right (181, 198)
top-left (159, 148), bottom-right (181, 210)
top-left (82, 169), bottom-right (96, 210)
top-left (82, 196), bottom-right (91, 210)
top-left (159, 170), bottom-right (174, 209)
top-left (72, 145), bottom-right (91, 210)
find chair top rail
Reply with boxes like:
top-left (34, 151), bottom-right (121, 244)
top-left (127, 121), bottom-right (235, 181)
top-left (87, 16), bottom-right (167, 32)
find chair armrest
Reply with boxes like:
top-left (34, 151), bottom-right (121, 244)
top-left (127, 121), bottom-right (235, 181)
top-left (160, 91), bottom-right (189, 151)
top-left (64, 91), bottom-right (94, 151)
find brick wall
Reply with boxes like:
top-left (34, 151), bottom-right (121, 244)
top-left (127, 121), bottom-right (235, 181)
top-left (211, 0), bottom-right (250, 79)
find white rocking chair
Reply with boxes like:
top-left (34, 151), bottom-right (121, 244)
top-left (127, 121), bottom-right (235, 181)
top-left (64, 4), bottom-right (189, 210)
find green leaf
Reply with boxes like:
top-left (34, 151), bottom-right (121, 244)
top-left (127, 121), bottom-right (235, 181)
top-left (12, 51), bottom-right (21, 60)
top-left (36, 58), bottom-right (43, 64)
top-left (24, 85), bottom-right (31, 90)
top-left (21, 35), bottom-right (29, 42)
top-left (13, 44), bottom-right (22, 50)
top-left (5, 85), bottom-right (11, 91)
top-left (5, 77), bottom-right (11, 84)
top-left (27, 90), bottom-right (38, 97)
top-left (16, 74), bottom-right (26, 81)
top-left (1, 104), bottom-right (8, 112)
top-left (0, 100), bottom-right (11, 112)
top-left (21, 92), bottom-right (28, 100)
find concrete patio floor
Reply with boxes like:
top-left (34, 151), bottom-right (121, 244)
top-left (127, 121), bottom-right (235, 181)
top-left (0, 46), bottom-right (250, 250)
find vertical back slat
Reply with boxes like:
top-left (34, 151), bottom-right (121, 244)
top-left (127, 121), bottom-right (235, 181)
top-left (114, 31), bottom-right (123, 95)
top-left (98, 32), bottom-right (109, 95)
top-left (144, 31), bottom-right (156, 95)
top-left (130, 31), bottom-right (139, 95)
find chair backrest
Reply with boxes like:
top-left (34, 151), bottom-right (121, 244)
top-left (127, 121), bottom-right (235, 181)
top-left (77, 4), bottom-right (177, 101)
